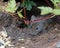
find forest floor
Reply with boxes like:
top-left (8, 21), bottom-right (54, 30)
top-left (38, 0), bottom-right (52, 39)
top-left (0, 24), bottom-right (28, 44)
top-left (0, 12), bottom-right (60, 48)
top-left (14, 23), bottom-right (60, 48)
top-left (5, 23), bottom-right (60, 48)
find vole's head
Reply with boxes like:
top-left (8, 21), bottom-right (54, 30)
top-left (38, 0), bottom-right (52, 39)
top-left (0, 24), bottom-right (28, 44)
top-left (28, 15), bottom-right (44, 35)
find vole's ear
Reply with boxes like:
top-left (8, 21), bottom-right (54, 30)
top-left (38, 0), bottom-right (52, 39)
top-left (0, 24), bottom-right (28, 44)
top-left (31, 15), bottom-right (36, 21)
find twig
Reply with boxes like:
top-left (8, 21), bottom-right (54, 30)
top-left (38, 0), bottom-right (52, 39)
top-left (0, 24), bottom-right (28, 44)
top-left (23, 14), bottom-right (55, 25)
top-left (29, 14), bottom-right (55, 24)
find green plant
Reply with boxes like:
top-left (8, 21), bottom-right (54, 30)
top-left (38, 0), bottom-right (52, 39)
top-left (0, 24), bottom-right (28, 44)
top-left (20, 0), bottom-right (36, 11)
top-left (17, 9), bottom-right (25, 18)
top-left (3, 0), bottom-right (24, 18)
top-left (38, 0), bottom-right (60, 16)
top-left (51, 0), bottom-right (60, 9)
top-left (5, 0), bottom-right (17, 13)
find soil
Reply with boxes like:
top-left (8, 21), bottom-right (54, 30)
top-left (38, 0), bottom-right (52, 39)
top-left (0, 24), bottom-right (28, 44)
top-left (0, 11), bottom-right (60, 48)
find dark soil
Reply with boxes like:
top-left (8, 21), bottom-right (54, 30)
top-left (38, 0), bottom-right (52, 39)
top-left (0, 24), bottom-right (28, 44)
top-left (0, 11), bottom-right (60, 48)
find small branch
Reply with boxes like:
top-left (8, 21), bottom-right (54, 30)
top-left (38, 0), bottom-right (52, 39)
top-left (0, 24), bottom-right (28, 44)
top-left (23, 8), bottom-right (27, 19)
top-left (21, 0), bottom-right (27, 19)
top-left (23, 14), bottom-right (55, 25)
top-left (29, 14), bottom-right (55, 24)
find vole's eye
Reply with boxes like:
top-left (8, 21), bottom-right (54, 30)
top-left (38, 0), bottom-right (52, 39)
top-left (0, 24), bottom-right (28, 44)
top-left (36, 27), bottom-right (38, 30)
